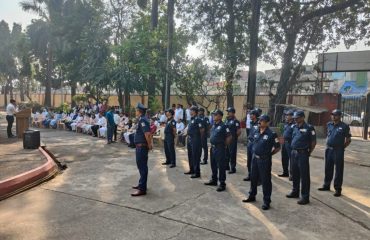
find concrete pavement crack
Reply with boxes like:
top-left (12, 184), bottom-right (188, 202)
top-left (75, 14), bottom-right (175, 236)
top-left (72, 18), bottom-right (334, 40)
top-left (39, 187), bottom-right (244, 240)
top-left (164, 225), bottom-right (187, 240)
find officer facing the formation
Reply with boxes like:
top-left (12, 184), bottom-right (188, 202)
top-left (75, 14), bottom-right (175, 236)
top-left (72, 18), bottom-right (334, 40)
top-left (225, 107), bottom-right (241, 174)
top-left (244, 109), bottom-right (260, 181)
top-left (132, 103), bottom-right (153, 197)
top-left (286, 110), bottom-right (316, 205)
top-left (243, 115), bottom-right (280, 210)
top-left (162, 109), bottom-right (177, 168)
top-left (318, 109), bottom-right (351, 197)
top-left (199, 108), bottom-right (210, 165)
top-left (204, 110), bottom-right (232, 192)
top-left (185, 106), bottom-right (205, 178)
top-left (279, 110), bottom-right (294, 178)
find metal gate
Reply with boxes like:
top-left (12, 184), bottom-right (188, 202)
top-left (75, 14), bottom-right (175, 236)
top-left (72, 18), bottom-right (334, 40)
top-left (341, 95), bottom-right (366, 137)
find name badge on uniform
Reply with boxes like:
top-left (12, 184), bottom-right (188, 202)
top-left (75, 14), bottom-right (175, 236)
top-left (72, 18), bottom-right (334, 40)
top-left (254, 126), bottom-right (258, 129)
top-left (141, 122), bottom-right (146, 127)
top-left (172, 122), bottom-right (176, 126)
top-left (275, 138), bottom-right (279, 143)
top-left (263, 135), bottom-right (268, 140)
top-left (300, 129), bottom-right (307, 133)
top-left (226, 128), bottom-right (230, 132)
top-left (230, 120), bottom-right (234, 124)
top-left (198, 123), bottom-right (202, 127)
top-left (191, 120), bottom-right (194, 124)
top-left (311, 130), bottom-right (316, 135)
top-left (236, 123), bottom-right (239, 127)
top-left (217, 126), bottom-right (222, 130)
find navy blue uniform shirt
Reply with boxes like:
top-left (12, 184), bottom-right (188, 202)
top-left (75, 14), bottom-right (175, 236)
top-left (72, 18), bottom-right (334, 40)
top-left (252, 127), bottom-right (280, 156)
top-left (134, 115), bottom-right (150, 144)
top-left (326, 121), bottom-right (351, 148)
top-left (210, 121), bottom-right (231, 146)
top-left (225, 117), bottom-right (240, 139)
top-left (283, 121), bottom-right (294, 142)
top-left (187, 116), bottom-right (204, 138)
top-left (199, 114), bottom-right (210, 133)
top-left (248, 120), bottom-right (259, 142)
top-left (291, 122), bottom-right (316, 150)
top-left (164, 118), bottom-right (177, 139)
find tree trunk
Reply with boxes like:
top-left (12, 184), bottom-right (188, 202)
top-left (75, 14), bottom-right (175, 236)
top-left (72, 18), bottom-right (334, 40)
top-left (165, 0), bottom-right (175, 109)
top-left (270, 32), bottom-right (297, 124)
top-left (3, 84), bottom-right (7, 107)
top-left (117, 87), bottom-right (124, 109)
top-left (246, 0), bottom-right (261, 108)
top-left (26, 77), bottom-right (31, 101)
top-left (71, 81), bottom-right (77, 107)
top-left (225, 0), bottom-right (236, 108)
top-left (20, 77), bottom-right (25, 102)
top-left (124, 84), bottom-right (130, 113)
top-left (44, 44), bottom-right (53, 107)
top-left (148, 0), bottom-right (159, 110)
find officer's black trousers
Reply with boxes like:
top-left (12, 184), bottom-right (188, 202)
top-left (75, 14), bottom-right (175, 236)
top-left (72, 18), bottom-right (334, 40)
top-left (210, 146), bottom-right (226, 185)
top-left (249, 155), bottom-right (272, 204)
top-left (246, 143), bottom-right (253, 176)
top-left (6, 115), bottom-right (14, 137)
top-left (136, 146), bottom-right (149, 192)
top-left (291, 150), bottom-right (310, 200)
top-left (187, 137), bottom-right (201, 175)
top-left (226, 140), bottom-right (237, 171)
top-left (324, 148), bottom-right (344, 191)
top-left (164, 137), bottom-right (176, 166)
top-left (281, 143), bottom-right (290, 175)
top-left (201, 135), bottom-right (208, 162)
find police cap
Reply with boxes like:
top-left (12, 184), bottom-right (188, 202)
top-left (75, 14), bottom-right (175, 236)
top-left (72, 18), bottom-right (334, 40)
top-left (293, 110), bottom-right (305, 119)
top-left (226, 107), bottom-right (236, 113)
top-left (190, 106), bottom-right (199, 112)
top-left (284, 110), bottom-right (294, 116)
top-left (165, 108), bottom-right (175, 115)
top-left (250, 109), bottom-right (260, 117)
top-left (331, 109), bottom-right (342, 116)
top-left (259, 114), bottom-right (270, 122)
top-left (199, 108), bottom-right (205, 112)
top-left (212, 109), bottom-right (224, 116)
top-left (136, 103), bottom-right (147, 112)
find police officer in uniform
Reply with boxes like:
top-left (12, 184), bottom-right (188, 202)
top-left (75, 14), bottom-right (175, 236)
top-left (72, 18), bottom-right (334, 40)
top-left (244, 109), bottom-right (260, 181)
top-left (199, 108), bottom-right (210, 165)
top-left (162, 109), bottom-right (177, 168)
top-left (225, 107), bottom-right (241, 174)
top-left (204, 110), bottom-right (232, 191)
top-left (243, 115), bottom-right (280, 210)
top-left (279, 110), bottom-right (294, 178)
top-left (286, 110), bottom-right (316, 205)
top-left (132, 103), bottom-right (153, 197)
top-left (318, 109), bottom-right (351, 197)
top-left (185, 106), bottom-right (205, 178)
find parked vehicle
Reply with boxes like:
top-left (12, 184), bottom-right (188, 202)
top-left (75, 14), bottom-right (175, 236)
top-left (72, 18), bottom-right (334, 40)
top-left (342, 112), bottom-right (363, 126)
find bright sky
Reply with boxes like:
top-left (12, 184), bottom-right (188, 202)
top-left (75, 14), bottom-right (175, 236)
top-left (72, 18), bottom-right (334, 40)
top-left (1, 0), bottom-right (369, 71)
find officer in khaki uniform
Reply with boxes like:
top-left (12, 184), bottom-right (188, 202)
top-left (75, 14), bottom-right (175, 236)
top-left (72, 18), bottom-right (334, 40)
top-left (318, 109), bottom-right (351, 197)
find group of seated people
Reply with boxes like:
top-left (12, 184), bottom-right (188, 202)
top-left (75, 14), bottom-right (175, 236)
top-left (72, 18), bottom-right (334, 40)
top-left (31, 106), bottom-right (189, 147)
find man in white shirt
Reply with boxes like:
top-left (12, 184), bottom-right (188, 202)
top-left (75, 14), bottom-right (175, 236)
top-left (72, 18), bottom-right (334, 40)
top-left (159, 110), bottom-right (167, 124)
top-left (174, 104), bottom-right (184, 122)
top-left (113, 111), bottom-right (120, 141)
top-left (176, 119), bottom-right (186, 146)
top-left (6, 99), bottom-right (17, 138)
top-left (185, 104), bottom-right (192, 124)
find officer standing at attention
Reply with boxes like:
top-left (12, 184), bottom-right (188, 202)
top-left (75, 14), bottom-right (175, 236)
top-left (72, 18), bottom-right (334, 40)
top-left (225, 107), bottom-right (241, 174)
top-left (286, 110), bottom-right (316, 205)
top-left (162, 109), bottom-right (177, 168)
top-left (204, 110), bottom-right (232, 192)
top-left (318, 109), bottom-right (351, 197)
top-left (199, 108), bottom-right (210, 165)
top-left (278, 110), bottom-right (294, 178)
top-left (244, 109), bottom-right (260, 181)
top-left (131, 103), bottom-right (153, 197)
top-left (243, 115), bottom-right (280, 210)
top-left (185, 106), bottom-right (205, 178)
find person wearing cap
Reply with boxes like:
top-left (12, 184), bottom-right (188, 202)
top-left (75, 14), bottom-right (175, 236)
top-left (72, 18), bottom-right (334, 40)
top-left (204, 110), bottom-right (232, 192)
top-left (162, 109), bottom-right (177, 168)
top-left (286, 110), bottom-right (316, 205)
top-left (242, 114), bottom-right (280, 210)
top-left (185, 106), bottom-right (205, 178)
top-left (279, 110), bottom-right (294, 178)
top-left (199, 108), bottom-right (210, 165)
top-left (131, 103), bottom-right (153, 197)
top-left (318, 109), bottom-right (351, 197)
top-left (225, 107), bottom-right (241, 174)
top-left (244, 109), bottom-right (260, 181)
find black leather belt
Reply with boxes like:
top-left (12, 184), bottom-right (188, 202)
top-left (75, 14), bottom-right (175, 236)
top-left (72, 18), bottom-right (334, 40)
top-left (327, 146), bottom-right (343, 150)
top-left (292, 149), bottom-right (309, 154)
top-left (211, 144), bottom-right (225, 148)
top-left (136, 143), bottom-right (148, 148)
top-left (254, 154), bottom-right (269, 159)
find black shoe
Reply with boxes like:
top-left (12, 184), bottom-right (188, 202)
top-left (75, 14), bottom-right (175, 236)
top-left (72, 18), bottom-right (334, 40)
top-left (262, 204), bottom-right (270, 210)
top-left (216, 185), bottom-right (226, 192)
top-left (169, 164), bottom-right (176, 168)
top-left (184, 171), bottom-right (193, 175)
top-left (242, 196), bottom-right (256, 203)
top-left (228, 170), bottom-right (236, 174)
top-left (318, 186), bottom-right (330, 191)
top-left (333, 190), bottom-right (341, 197)
top-left (162, 162), bottom-right (170, 165)
top-left (278, 173), bottom-right (289, 177)
top-left (297, 198), bottom-right (310, 205)
top-left (200, 161), bottom-right (208, 165)
top-left (243, 176), bottom-right (251, 181)
top-left (204, 180), bottom-right (218, 186)
top-left (286, 192), bottom-right (299, 198)
top-left (190, 174), bottom-right (201, 178)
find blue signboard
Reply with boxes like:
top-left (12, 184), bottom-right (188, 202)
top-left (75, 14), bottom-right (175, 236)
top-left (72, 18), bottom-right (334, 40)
top-left (339, 81), bottom-right (367, 96)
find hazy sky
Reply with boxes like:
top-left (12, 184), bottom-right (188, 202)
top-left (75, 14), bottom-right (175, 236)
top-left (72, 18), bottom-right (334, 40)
top-left (1, 0), bottom-right (369, 71)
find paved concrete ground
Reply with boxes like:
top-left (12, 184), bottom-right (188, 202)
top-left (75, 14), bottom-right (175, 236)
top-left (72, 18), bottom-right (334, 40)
top-left (0, 113), bottom-right (46, 181)
top-left (0, 128), bottom-right (369, 240)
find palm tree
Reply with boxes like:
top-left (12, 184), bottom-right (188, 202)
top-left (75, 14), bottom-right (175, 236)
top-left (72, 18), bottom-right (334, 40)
top-left (20, 0), bottom-right (64, 107)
